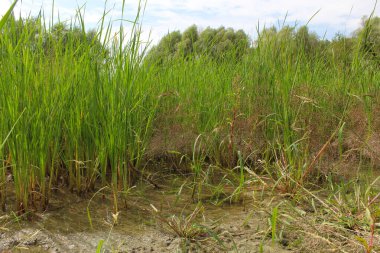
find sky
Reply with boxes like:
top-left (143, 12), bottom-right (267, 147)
top-left (1, 0), bottom-right (379, 44)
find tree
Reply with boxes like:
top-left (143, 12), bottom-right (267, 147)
top-left (1, 15), bottom-right (106, 61)
top-left (145, 25), bottom-right (250, 64)
top-left (330, 33), bottom-right (355, 67)
top-left (355, 16), bottom-right (380, 63)
top-left (176, 25), bottom-right (198, 57)
top-left (194, 26), bottom-right (250, 60)
top-left (295, 26), bottom-right (320, 56)
top-left (145, 30), bottom-right (182, 64)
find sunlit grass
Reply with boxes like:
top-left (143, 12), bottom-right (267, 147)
top-left (0, 0), bottom-right (156, 214)
top-left (0, 0), bottom-right (379, 224)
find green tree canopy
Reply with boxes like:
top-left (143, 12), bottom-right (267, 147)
top-left (1, 15), bottom-right (106, 62)
top-left (355, 16), bottom-right (380, 63)
top-left (145, 25), bottom-right (250, 64)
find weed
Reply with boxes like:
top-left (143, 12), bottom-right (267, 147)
top-left (150, 202), bottom-right (207, 240)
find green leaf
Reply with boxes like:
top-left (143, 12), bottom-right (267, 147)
top-left (271, 206), bottom-right (278, 243)
top-left (0, 0), bottom-right (18, 31)
top-left (96, 240), bottom-right (104, 253)
top-left (355, 236), bottom-right (369, 251)
top-left (0, 108), bottom-right (25, 151)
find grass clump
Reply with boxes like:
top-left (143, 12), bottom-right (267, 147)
top-left (0, 0), bottom-right (156, 214)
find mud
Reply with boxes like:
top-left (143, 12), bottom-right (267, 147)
top-left (0, 183), bottom-right (291, 253)
top-left (1, 171), bottom-right (379, 253)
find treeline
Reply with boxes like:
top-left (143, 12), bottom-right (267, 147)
top-left (3, 14), bottom-right (379, 66)
top-left (146, 25), bottom-right (250, 63)
top-left (0, 15), bottom-right (107, 62)
top-left (145, 16), bottom-right (380, 66)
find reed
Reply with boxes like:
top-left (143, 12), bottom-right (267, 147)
top-left (0, 0), bottom-right (156, 213)
top-left (0, 0), bottom-right (379, 216)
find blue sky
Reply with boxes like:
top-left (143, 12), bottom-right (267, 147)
top-left (1, 0), bottom-right (379, 44)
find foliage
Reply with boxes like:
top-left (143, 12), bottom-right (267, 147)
top-left (0, 0), bottom-right (18, 31)
top-left (146, 25), bottom-right (250, 64)
top-left (0, 2), bottom-right (154, 214)
top-left (355, 16), bottom-right (380, 64)
top-left (1, 15), bottom-right (107, 62)
top-left (1, 0), bottom-right (380, 219)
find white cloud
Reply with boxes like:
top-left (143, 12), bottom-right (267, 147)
top-left (1, 0), bottom-right (379, 43)
top-left (142, 0), bottom-right (379, 43)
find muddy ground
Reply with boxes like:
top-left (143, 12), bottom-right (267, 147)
top-left (0, 182), bottom-right (289, 253)
top-left (0, 174), bottom-right (379, 253)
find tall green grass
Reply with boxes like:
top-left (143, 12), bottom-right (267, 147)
top-left (0, 0), bottom-right (19, 211)
top-left (0, 1), bottom-right (379, 215)
top-left (0, 1), bottom-right (156, 214)
top-left (143, 21), bottom-right (380, 192)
